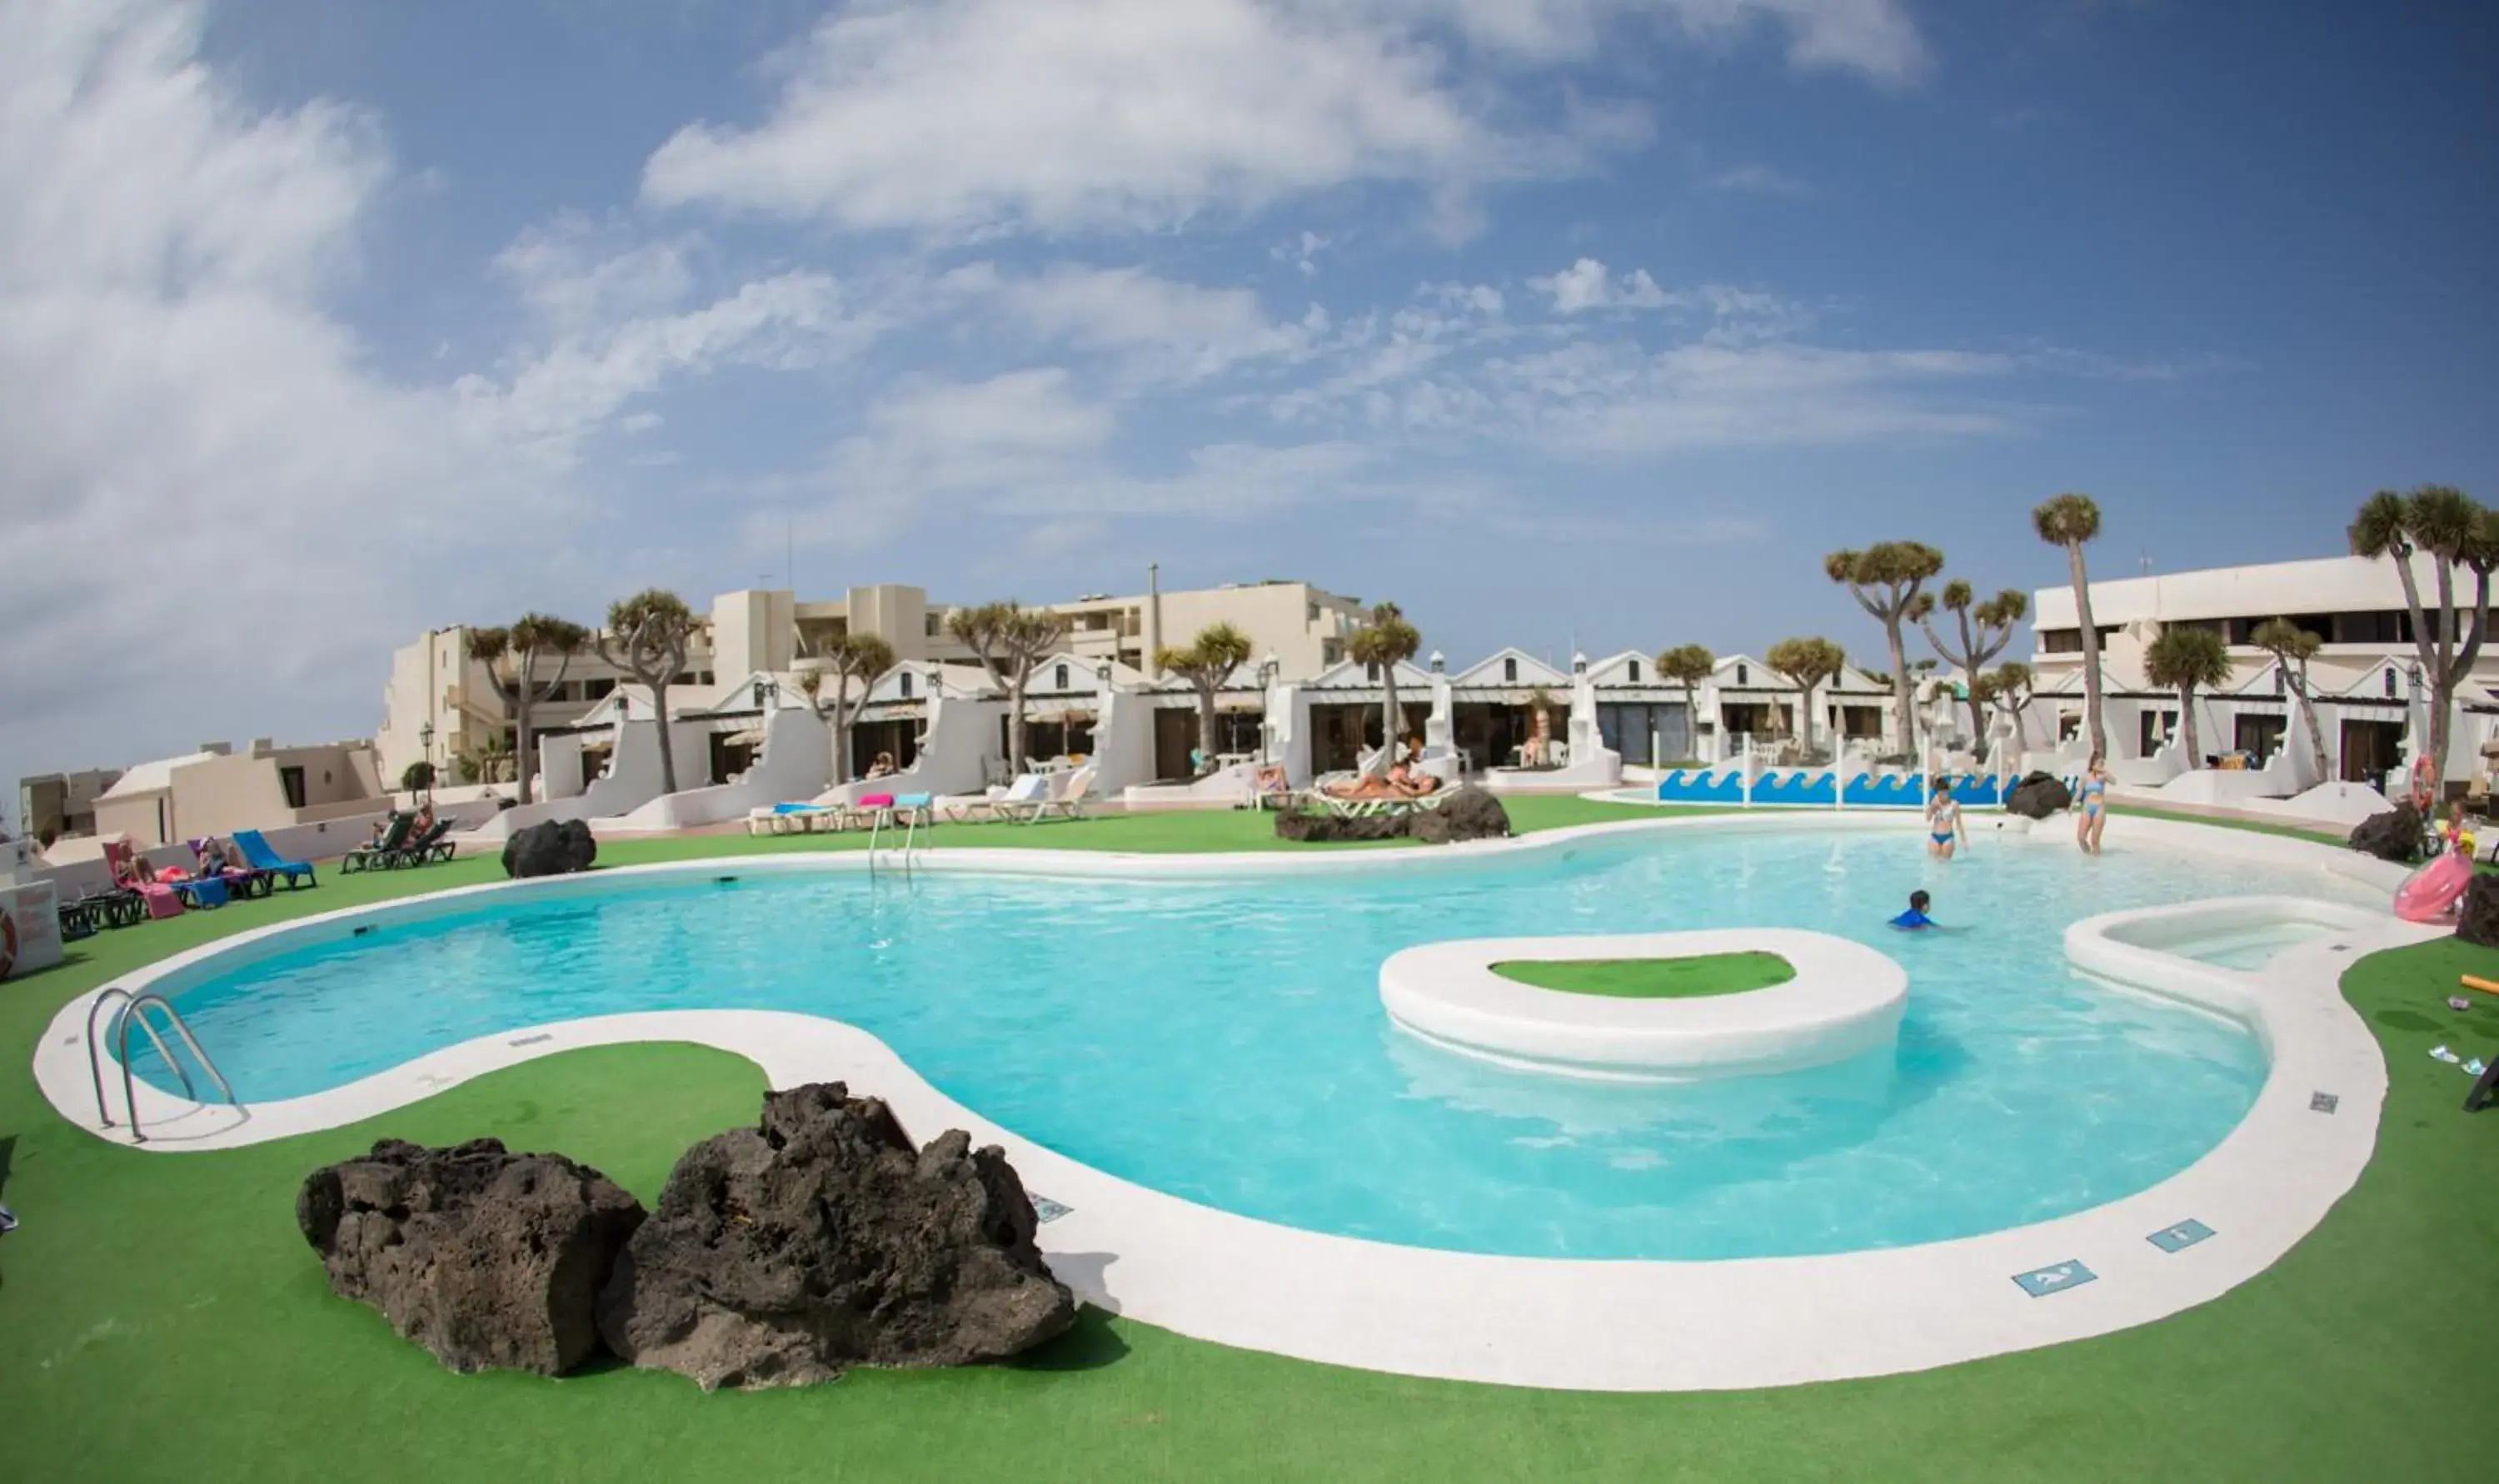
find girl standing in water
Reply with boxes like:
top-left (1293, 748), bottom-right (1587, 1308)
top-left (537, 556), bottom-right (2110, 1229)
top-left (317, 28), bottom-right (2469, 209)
top-left (2076, 754), bottom-right (2111, 854)
top-left (1925, 776), bottom-right (1963, 859)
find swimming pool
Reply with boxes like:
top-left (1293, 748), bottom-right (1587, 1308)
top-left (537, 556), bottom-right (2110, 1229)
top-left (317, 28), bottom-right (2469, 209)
top-left (120, 825), bottom-right (2376, 1261)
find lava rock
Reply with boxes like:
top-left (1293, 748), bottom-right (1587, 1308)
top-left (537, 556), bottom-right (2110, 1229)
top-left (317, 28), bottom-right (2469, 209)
top-left (2005, 772), bottom-right (2073, 820)
top-left (501, 818), bottom-right (597, 879)
top-left (596, 1083), bottom-right (1075, 1391)
top-left (2347, 801), bottom-right (2423, 864)
top-left (1274, 809), bottom-right (1409, 843)
top-left (1407, 786), bottom-right (1511, 844)
top-left (2456, 874), bottom-right (2499, 949)
top-left (297, 1138), bottom-right (646, 1376)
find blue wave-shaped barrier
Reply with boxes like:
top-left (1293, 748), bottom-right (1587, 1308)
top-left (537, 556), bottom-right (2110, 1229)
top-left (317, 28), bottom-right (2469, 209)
top-left (1654, 770), bottom-right (2027, 808)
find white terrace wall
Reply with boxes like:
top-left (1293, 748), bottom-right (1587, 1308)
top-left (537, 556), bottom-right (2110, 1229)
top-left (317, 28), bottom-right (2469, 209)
top-left (1085, 673), bottom-right (1156, 797)
top-left (618, 705), bottom-right (831, 830)
top-left (818, 692), bottom-right (1005, 805)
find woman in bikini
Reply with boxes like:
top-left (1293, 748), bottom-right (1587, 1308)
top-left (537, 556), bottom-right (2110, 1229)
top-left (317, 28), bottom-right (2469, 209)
top-left (2076, 754), bottom-right (2111, 855)
top-left (1925, 776), bottom-right (1962, 859)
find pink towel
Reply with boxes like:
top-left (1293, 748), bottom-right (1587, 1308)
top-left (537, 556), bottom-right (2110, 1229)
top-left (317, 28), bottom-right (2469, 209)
top-left (859, 794), bottom-right (896, 809)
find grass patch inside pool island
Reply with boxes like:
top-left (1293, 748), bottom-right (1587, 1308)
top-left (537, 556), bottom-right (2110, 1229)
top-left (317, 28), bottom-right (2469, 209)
top-left (1491, 952), bottom-right (1798, 999)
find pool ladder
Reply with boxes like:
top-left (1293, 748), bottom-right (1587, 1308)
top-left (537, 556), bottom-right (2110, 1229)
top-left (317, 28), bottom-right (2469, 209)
top-left (85, 988), bottom-right (237, 1143)
top-left (865, 796), bottom-right (931, 877)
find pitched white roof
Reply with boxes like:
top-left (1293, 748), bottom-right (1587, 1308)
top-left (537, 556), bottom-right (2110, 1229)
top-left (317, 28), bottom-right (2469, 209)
top-left (1449, 647), bottom-right (1570, 689)
top-left (95, 751), bottom-right (221, 799)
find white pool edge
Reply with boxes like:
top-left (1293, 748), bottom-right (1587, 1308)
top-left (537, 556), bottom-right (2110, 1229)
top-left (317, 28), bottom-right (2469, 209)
top-left (30, 810), bottom-right (2435, 1392)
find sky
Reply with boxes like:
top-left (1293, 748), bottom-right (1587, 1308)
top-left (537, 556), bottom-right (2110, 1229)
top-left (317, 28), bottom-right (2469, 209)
top-left (4, 0), bottom-right (2497, 809)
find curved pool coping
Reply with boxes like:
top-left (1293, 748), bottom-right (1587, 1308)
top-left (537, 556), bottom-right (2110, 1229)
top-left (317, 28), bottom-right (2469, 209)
top-left (31, 810), bottom-right (2433, 1392)
top-left (1379, 929), bottom-right (1906, 1081)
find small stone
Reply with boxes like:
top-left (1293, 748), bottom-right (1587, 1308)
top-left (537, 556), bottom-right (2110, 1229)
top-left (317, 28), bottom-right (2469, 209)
top-left (2346, 801), bottom-right (2423, 864)
top-left (501, 819), bottom-right (597, 879)
top-left (596, 1083), bottom-right (1075, 1390)
top-left (297, 1138), bottom-right (646, 1376)
top-left (2454, 874), bottom-right (2499, 948)
top-left (2004, 772), bottom-right (2073, 820)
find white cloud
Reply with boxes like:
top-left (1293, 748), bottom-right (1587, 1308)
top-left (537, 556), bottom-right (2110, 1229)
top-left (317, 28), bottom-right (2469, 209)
top-left (465, 268), bottom-right (856, 456)
top-left (493, 213), bottom-right (696, 331)
top-left (643, 0), bottom-right (1542, 237)
top-left (1368, 0), bottom-right (1928, 82)
top-left (1529, 256), bottom-right (1672, 311)
top-left (1271, 229), bottom-right (1331, 277)
top-left (0, 1), bottom-right (569, 777)
top-left (942, 262), bottom-right (1316, 385)
top-left (1705, 162), bottom-right (1811, 196)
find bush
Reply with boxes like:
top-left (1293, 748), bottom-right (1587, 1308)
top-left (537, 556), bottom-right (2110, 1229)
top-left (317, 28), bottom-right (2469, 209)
top-left (400, 760), bottom-right (436, 792)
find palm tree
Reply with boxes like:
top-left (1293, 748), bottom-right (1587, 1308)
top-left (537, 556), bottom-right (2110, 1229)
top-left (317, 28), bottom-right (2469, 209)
top-left (1154, 622), bottom-right (1254, 776)
top-left (2347, 485), bottom-right (2499, 782)
top-left (2142, 625), bottom-right (2233, 766)
top-left (1654, 644), bottom-right (1715, 760)
top-left (1344, 601), bottom-right (1423, 764)
top-left (2033, 493), bottom-right (2107, 758)
top-left (1918, 580), bottom-right (2030, 757)
top-left (797, 632), bottom-right (895, 784)
top-left (946, 600), bottom-right (1069, 774)
top-left (1973, 661), bottom-right (2037, 747)
top-left (1764, 636), bottom-right (1846, 759)
top-left (466, 613), bottom-right (591, 806)
top-left (2251, 617), bottom-right (2329, 782)
top-left (596, 590), bottom-right (700, 795)
top-left (1825, 543), bottom-right (1945, 756)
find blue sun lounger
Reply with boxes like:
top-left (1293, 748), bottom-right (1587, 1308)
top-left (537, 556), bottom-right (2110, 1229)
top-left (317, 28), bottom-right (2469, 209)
top-left (232, 829), bottom-right (317, 889)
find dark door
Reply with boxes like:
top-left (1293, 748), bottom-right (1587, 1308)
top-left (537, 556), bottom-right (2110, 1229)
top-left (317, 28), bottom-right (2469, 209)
top-left (278, 766), bottom-right (307, 809)
top-left (1155, 709), bottom-right (1197, 779)
top-left (2234, 714), bottom-right (2286, 762)
top-left (2340, 720), bottom-right (2402, 783)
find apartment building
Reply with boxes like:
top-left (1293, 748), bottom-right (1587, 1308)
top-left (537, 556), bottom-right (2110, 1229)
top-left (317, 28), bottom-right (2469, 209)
top-left (2029, 553), bottom-right (2499, 780)
top-left (377, 577), bottom-right (1365, 785)
top-left (17, 767), bottom-right (122, 842)
top-left (90, 740), bottom-right (388, 847)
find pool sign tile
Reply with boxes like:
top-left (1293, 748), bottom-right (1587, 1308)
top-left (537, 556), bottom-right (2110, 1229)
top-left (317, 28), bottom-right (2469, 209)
top-left (2012, 1260), bottom-right (2097, 1297)
top-left (1030, 1194), bottom-right (1072, 1225)
top-left (2310, 1091), bottom-right (2339, 1114)
top-left (2147, 1219), bottom-right (2214, 1254)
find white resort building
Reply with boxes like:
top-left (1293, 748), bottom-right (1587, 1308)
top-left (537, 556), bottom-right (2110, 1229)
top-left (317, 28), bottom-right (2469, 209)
top-left (2002, 552), bottom-right (2499, 824)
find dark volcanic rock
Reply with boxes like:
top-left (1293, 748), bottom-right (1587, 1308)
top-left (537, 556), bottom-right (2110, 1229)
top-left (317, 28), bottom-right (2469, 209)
top-left (1407, 786), bottom-right (1511, 844)
top-left (596, 1083), bottom-right (1075, 1390)
top-left (297, 1138), bottom-right (646, 1376)
top-left (2456, 874), bottom-right (2499, 948)
top-left (1274, 808), bottom-right (1409, 843)
top-left (501, 818), bottom-right (597, 879)
top-left (2005, 771), bottom-right (2073, 820)
top-left (2347, 801), bottom-right (2423, 864)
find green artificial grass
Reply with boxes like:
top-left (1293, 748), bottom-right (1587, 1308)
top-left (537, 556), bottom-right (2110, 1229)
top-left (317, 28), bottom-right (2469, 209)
top-left (2, 806), bottom-right (2496, 1482)
top-left (1493, 952), bottom-right (1796, 998)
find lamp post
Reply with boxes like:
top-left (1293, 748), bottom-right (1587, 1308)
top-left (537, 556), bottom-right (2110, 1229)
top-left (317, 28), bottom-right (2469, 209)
top-left (416, 722), bottom-right (435, 805)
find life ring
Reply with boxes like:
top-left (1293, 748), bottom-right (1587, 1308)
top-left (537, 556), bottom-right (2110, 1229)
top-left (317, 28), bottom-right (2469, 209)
top-left (0, 909), bottom-right (17, 980)
top-left (2410, 754), bottom-right (2437, 813)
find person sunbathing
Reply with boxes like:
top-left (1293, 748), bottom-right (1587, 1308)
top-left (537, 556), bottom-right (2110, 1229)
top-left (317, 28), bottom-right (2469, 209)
top-left (1321, 772), bottom-right (1401, 800)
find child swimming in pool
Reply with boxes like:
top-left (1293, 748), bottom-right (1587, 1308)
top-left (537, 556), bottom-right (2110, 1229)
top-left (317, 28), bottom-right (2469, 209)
top-left (1925, 777), bottom-right (1962, 859)
top-left (1890, 890), bottom-right (1935, 931)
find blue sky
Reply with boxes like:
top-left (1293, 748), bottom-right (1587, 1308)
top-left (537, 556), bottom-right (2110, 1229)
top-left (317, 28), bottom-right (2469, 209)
top-left (4, 0), bottom-right (2497, 801)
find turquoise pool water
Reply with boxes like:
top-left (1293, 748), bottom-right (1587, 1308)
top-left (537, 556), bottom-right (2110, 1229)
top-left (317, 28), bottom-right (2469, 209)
top-left (126, 828), bottom-right (2367, 1260)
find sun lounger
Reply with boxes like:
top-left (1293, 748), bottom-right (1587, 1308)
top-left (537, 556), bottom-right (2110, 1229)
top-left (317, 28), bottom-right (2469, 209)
top-left (342, 813), bottom-right (414, 874)
top-left (102, 841), bottom-right (187, 919)
top-left (1000, 769), bottom-right (1093, 824)
top-left (947, 773), bottom-right (1050, 823)
top-left (387, 818), bottom-right (456, 866)
top-left (232, 829), bottom-right (317, 889)
top-left (173, 874), bottom-right (231, 909)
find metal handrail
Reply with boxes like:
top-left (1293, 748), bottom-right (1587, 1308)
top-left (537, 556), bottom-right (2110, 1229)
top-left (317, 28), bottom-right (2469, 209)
top-left (84, 989), bottom-right (237, 1143)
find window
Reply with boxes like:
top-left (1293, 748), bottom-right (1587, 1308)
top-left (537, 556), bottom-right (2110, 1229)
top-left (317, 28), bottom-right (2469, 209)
top-left (926, 613), bottom-right (943, 636)
top-left (1323, 640), bottom-right (1344, 665)
top-left (1054, 663), bottom-right (1069, 690)
top-left (1735, 664), bottom-right (1748, 686)
top-left (1628, 658), bottom-right (1642, 683)
top-left (583, 678), bottom-right (616, 700)
top-left (898, 671), bottom-right (915, 699)
top-left (2384, 667), bottom-right (2397, 697)
top-left (1503, 657), bottom-right (1518, 683)
top-left (1307, 601), bottom-right (1319, 623)
top-left (1365, 661), bottom-right (1380, 681)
